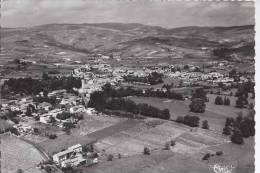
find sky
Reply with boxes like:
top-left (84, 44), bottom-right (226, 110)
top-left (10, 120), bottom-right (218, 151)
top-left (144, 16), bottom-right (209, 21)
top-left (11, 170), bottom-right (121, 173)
top-left (1, 0), bottom-right (255, 28)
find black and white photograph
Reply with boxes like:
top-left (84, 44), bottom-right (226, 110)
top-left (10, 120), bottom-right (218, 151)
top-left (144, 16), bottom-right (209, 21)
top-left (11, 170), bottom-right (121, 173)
top-left (0, 0), bottom-right (256, 173)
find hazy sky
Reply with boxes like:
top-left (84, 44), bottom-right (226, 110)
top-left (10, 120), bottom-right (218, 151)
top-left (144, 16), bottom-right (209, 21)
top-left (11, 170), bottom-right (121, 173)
top-left (1, 0), bottom-right (255, 28)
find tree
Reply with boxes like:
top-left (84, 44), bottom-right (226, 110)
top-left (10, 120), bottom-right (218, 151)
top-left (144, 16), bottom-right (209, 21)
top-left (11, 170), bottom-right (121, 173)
top-left (183, 115), bottom-right (200, 127)
top-left (222, 126), bottom-right (231, 135)
top-left (56, 112), bottom-right (72, 120)
top-left (239, 118), bottom-right (255, 137)
top-left (224, 97), bottom-right (230, 106)
top-left (10, 127), bottom-right (20, 136)
top-left (143, 147), bottom-right (151, 155)
top-left (225, 118), bottom-right (234, 127)
top-left (235, 96), bottom-right (248, 108)
top-left (231, 130), bottom-right (244, 145)
top-left (42, 72), bottom-right (49, 80)
top-left (189, 98), bottom-right (206, 113)
top-left (88, 91), bottom-right (106, 111)
top-left (191, 88), bottom-right (207, 102)
top-left (49, 116), bottom-right (56, 125)
top-left (202, 120), bottom-right (209, 129)
top-left (229, 69), bottom-right (237, 78)
top-left (25, 106), bottom-right (32, 117)
top-left (43, 90), bottom-right (48, 98)
top-left (214, 96), bottom-right (223, 105)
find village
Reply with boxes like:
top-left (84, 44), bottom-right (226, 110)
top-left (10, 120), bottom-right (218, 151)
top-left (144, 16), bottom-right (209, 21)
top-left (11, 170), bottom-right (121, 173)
top-left (0, 52), bottom-right (255, 173)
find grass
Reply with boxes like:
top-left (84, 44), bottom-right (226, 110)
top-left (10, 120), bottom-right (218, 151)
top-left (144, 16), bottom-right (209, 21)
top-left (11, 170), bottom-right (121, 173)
top-left (205, 137), bottom-right (255, 173)
top-left (1, 134), bottom-right (44, 173)
top-left (81, 150), bottom-right (208, 173)
top-left (129, 96), bottom-right (251, 131)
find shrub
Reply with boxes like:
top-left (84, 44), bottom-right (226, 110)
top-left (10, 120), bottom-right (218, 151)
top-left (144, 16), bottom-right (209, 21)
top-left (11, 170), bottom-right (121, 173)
top-left (216, 151), bottom-right (223, 156)
top-left (176, 116), bottom-right (184, 123)
top-left (170, 140), bottom-right (176, 146)
top-left (164, 142), bottom-right (170, 150)
top-left (118, 154), bottom-right (122, 159)
top-left (48, 134), bottom-right (57, 139)
top-left (45, 166), bottom-right (52, 173)
top-left (17, 169), bottom-right (23, 173)
top-left (202, 153), bottom-right (211, 160)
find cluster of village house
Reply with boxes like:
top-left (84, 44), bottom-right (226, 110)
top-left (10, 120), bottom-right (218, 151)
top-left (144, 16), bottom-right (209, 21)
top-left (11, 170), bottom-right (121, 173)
top-left (0, 89), bottom-right (97, 135)
top-left (73, 61), bottom-right (252, 94)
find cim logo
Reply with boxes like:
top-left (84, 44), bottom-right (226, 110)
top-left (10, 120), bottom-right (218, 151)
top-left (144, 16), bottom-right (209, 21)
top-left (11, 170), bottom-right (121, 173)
top-left (210, 164), bottom-right (235, 173)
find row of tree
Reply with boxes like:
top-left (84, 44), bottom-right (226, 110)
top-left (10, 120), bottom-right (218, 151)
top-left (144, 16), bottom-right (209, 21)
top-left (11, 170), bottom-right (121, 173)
top-left (99, 83), bottom-right (184, 100)
top-left (1, 75), bottom-right (81, 97)
top-left (87, 85), bottom-right (171, 120)
top-left (176, 115), bottom-right (200, 127)
top-left (215, 96), bottom-right (230, 106)
top-left (223, 105), bottom-right (255, 144)
top-left (123, 72), bottom-right (164, 85)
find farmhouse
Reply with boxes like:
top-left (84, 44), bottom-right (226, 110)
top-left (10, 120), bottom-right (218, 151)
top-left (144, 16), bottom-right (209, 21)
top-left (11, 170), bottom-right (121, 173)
top-left (13, 124), bottom-right (33, 134)
top-left (53, 144), bottom-right (86, 167)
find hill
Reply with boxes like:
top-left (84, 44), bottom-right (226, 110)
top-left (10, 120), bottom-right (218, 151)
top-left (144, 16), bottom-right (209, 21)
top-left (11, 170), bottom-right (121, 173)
top-left (0, 23), bottom-right (255, 63)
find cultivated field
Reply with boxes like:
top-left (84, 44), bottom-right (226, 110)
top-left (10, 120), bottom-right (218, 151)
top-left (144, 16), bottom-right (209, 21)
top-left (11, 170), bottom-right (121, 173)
top-left (83, 150), bottom-right (209, 173)
top-left (94, 118), bottom-right (229, 157)
top-left (72, 113), bottom-right (126, 137)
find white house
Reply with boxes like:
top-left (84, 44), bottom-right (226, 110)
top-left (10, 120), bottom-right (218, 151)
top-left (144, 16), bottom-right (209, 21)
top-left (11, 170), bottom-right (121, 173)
top-left (70, 105), bottom-right (86, 114)
top-left (86, 108), bottom-right (97, 115)
top-left (38, 102), bottom-right (52, 111)
top-left (40, 114), bottom-right (50, 124)
top-left (53, 144), bottom-right (86, 167)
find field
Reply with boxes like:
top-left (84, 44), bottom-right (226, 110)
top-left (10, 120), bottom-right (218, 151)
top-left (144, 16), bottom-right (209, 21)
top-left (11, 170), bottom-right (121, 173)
top-left (1, 134), bottom-right (45, 173)
top-left (81, 119), bottom-right (253, 173)
top-left (94, 118), bottom-right (229, 157)
top-left (129, 96), bottom-right (250, 131)
top-left (71, 113), bottom-right (125, 137)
